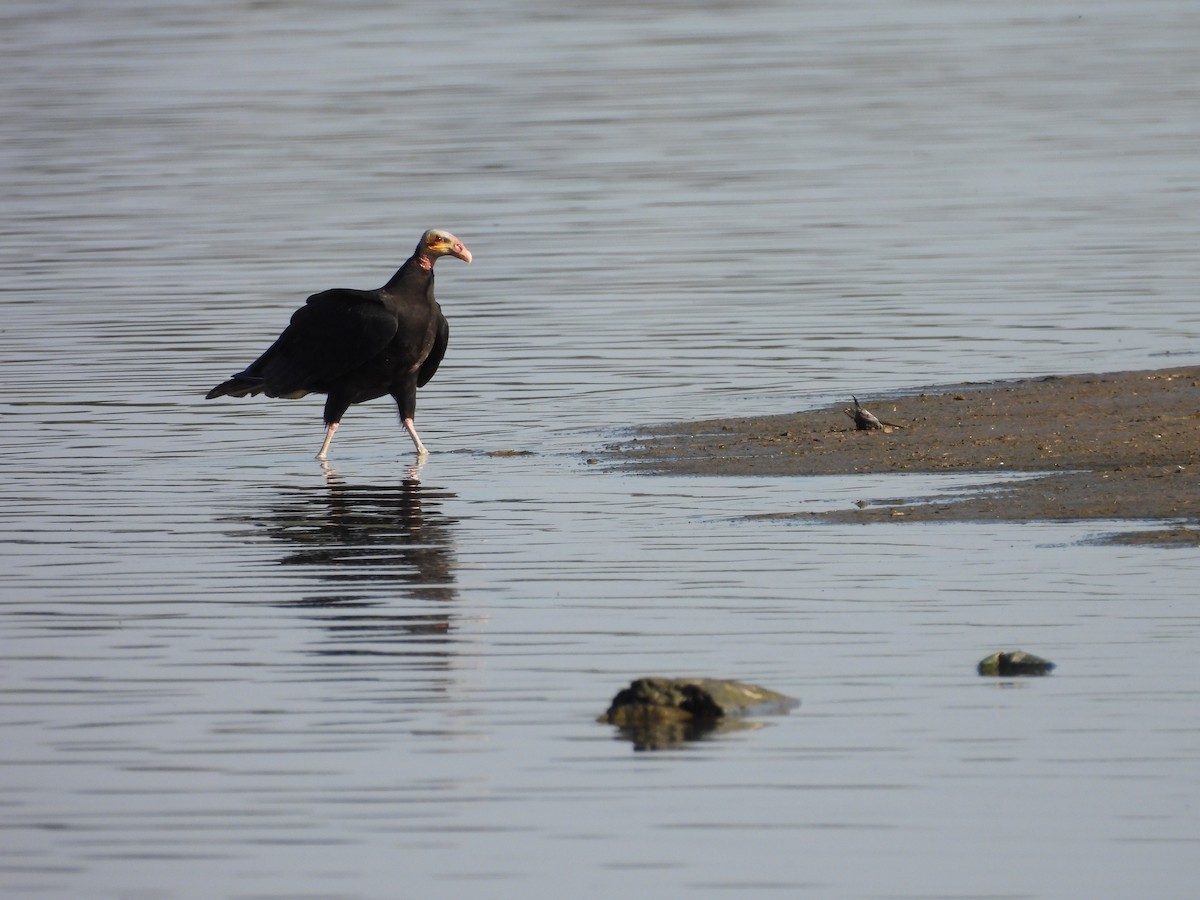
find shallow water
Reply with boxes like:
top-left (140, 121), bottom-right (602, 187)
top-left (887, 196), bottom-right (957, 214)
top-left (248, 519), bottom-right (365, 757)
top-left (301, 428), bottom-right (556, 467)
top-left (3, 0), bottom-right (1200, 897)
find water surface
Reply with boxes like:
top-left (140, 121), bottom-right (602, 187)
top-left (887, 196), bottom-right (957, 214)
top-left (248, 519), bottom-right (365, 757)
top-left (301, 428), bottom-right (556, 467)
top-left (3, 0), bottom-right (1200, 897)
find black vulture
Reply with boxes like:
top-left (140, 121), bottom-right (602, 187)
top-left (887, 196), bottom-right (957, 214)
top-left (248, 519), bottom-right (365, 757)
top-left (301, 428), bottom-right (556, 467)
top-left (206, 228), bottom-right (471, 459)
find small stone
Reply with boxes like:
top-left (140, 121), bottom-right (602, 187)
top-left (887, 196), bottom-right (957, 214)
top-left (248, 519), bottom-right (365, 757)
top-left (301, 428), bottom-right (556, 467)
top-left (977, 650), bottom-right (1056, 676)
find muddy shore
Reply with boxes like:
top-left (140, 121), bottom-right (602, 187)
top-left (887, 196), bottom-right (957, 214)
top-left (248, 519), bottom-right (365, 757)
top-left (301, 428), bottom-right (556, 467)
top-left (608, 368), bottom-right (1200, 546)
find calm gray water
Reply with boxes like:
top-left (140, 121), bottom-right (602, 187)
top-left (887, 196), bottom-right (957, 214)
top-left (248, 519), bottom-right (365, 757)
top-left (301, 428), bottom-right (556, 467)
top-left (3, 0), bottom-right (1200, 897)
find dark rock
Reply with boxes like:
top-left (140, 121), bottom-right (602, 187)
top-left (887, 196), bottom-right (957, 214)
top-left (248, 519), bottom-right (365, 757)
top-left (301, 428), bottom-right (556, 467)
top-left (977, 650), bottom-right (1056, 676)
top-left (600, 677), bottom-right (798, 750)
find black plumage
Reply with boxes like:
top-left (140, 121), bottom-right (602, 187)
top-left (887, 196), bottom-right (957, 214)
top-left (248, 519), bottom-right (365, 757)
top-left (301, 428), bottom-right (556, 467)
top-left (206, 228), bottom-right (471, 459)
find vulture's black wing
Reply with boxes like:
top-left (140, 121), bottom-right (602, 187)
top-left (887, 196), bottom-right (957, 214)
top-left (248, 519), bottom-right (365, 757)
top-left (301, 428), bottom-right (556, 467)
top-left (417, 312), bottom-right (449, 388)
top-left (252, 289), bottom-right (399, 397)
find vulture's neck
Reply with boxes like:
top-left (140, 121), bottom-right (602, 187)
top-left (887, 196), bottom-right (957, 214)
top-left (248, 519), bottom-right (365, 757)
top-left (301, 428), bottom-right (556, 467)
top-left (383, 255), bottom-right (434, 293)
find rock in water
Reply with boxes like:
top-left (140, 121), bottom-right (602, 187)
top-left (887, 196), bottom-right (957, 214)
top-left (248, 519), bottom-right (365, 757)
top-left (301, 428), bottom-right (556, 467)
top-left (977, 650), bottom-right (1056, 676)
top-left (600, 677), bottom-right (798, 750)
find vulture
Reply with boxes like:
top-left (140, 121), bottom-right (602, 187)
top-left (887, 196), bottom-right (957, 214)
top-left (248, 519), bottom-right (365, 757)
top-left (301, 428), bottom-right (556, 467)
top-left (206, 228), bottom-right (471, 459)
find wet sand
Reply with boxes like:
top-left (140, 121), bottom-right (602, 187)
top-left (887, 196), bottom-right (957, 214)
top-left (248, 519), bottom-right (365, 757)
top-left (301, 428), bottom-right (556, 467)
top-left (609, 368), bottom-right (1200, 545)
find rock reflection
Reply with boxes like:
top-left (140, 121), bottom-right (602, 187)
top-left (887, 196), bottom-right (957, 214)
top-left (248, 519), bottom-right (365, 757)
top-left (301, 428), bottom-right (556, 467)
top-left (246, 464), bottom-right (461, 654)
top-left (608, 713), bottom-right (766, 752)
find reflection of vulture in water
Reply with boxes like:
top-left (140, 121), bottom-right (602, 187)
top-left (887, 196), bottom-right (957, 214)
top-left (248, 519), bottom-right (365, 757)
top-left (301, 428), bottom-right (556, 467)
top-left (206, 229), bottom-right (472, 459)
top-left (244, 470), bottom-right (461, 651)
top-left (271, 471), bottom-right (459, 605)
